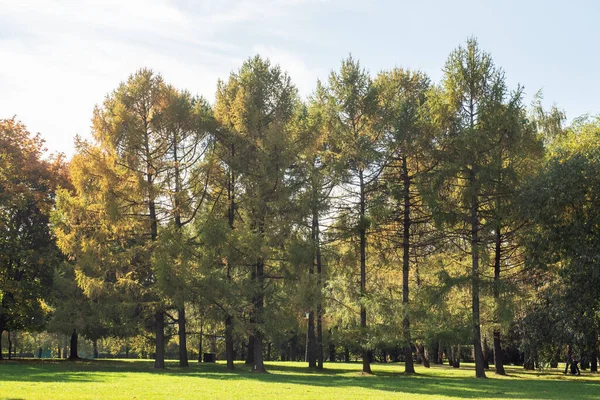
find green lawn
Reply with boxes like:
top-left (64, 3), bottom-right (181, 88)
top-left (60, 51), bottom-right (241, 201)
top-left (0, 359), bottom-right (598, 399)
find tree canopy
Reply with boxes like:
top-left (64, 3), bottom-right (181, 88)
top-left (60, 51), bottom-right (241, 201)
top-left (2, 39), bottom-right (599, 378)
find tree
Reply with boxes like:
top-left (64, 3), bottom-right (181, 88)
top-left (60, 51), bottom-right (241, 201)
top-left (152, 86), bottom-right (215, 367)
top-left (321, 56), bottom-right (384, 374)
top-left (47, 261), bottom-right (109, 360)
top-left (483, 92), bottom-right (542, 375)
top-left (375, 67), bottom-right (432, 373)
top-left (520, 117), bottom-right (600, 372)
top-left (426, 38), bottom-right (524, 378)
top-left (0, 118), bottom-right (66, 359)
top-left (53, 140), bottom-right (151, 357)
top-left (291, 91), bottom-right (342, 369)
top-left (92, 69), bottom-right (168, 368)
top-left (54, 69), bottom-right (209, 368)
top-left (214, 56), bottom-right (300, 373)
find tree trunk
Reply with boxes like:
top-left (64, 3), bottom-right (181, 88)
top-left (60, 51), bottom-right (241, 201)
top-left (563, 345), bottom-right (572, 373)
top-left (493, 330), bottom-right (506, 375)
top-left (145, 130), bottom-right (162, 369)
top-left (93, 339), bottom-right (99, 359)
top-left (307, 310), bottom-right (316, 368)
top-left (358, 169), bottom-right (372, 374)
top-left (470, 172), bottom-right (486, 378)
top-left (154, 311), bottom-right (165, 369)
top-left (381, 349), bottom-right (387, 363)
top-left (178, 306), bottom-right (188, 367)
top-left (226, 158), bottom-right (236, 371)
top-left (433, 341), bottom-right (442, 364)
top-left (69, 329), bottom-right (79, 360)
top-left (401, 158), bottom-right (415, 374)
top-left (452, 345), bottom-right (461, 368)
top-left (492, 222), bottom-right (506, 375)
top-left (7, 330), bottom-right (11, 360)
top-left (306, 204), bottom-right (317, 369)
top-left (198, 320), bottom-right (203, 363)
top-left (329, 337), bottom-right (336, 362)
top-left (344, 347), bottom-right (350, 363)
top-left (317, 305), bottom-right (324, 369)
top-left (483, 338), bottom-right (490, 369)
top-left (313, 199), bottom-right (324, 369)
top-left (245, 337), bottom-right (255, 364)
top-left (523, 357), bottom-right (534, 370)
top-left (0, 328), bottom-right (3, 360)
top-left (523, 349), bottom-right (536, 370)
top-left (590, 335), bottom-right (598, 372)
top-left (417, 343), bottom-right (430, 368)
top-left (251, 255), bottom-right (266, 373)
top-left (225, 315), bottom-right (234, 370)
top-left (550, 347), bottom-right (560, 368)
top-left (246, 258), bottom-right (257, 367)
top-left (252, 332), bottom-right (266, 373)
top-left (171, 137), bottom-right (188, 369)
top-left (290, 335), bottom-right (297, 361)
top-left (13, 331), bottom-right (18, 358)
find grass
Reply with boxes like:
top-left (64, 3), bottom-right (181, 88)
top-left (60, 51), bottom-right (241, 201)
top-left (0, 359), bottom-right (598, 399)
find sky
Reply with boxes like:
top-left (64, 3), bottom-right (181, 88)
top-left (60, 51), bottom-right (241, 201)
top-left (1, 0), bottom-right (599, 158)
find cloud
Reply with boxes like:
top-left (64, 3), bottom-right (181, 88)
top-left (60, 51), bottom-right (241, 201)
top-left (0, 0), bottom-right (331, 156)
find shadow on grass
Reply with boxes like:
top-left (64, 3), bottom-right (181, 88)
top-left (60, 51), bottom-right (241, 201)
top-left (1, 360), bottom-right (599, 399)
top-left (0, 359), bottom-right (133, 383)
top-left (155, 361), bottom-right (600, 399)
top-left (163, 362), bottom-right (600, 399)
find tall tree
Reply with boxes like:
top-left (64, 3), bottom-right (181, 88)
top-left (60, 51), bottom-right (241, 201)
top-left (375, 68), bottom-right (432, 373)
top-left (153, 86), bottom-right (215, 367)
top-left (294, 92), bottom-right (339, 369)
top-left (92, 68), bottom-right (169, 368)
top-left (483, 92), bottom-right (541, 375)
top-left (321, 56), bottom-right (384, 374)
top-left (54, 69), bottom-right (206, 369)
top-left (427, 38), bottom-right (523, 378)
top-left (214, 56), bottom-right (300, 373)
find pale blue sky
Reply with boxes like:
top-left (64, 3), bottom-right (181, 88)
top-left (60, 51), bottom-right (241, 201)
top-left (1, 0), bottom-right (598, 157)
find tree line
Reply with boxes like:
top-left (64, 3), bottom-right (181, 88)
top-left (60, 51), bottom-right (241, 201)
top-left (1, 38), bottom-right (599, 378)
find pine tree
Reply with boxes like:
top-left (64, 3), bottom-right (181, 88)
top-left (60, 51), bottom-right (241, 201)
top-left (426, 38), bottom-right (523, 378)
top-left (214, 56), bottom-right (300, 373)
top-left (484, 92), bottom-right (542, 375)
top-left (54, 69), bottom-right (207, 369)
top-left (47, 262), bottom-right (109, 360)
top-left (153, 86), bottom-right (215, 367)
top-left (293, 91), bottom-right (339, 369)
top-left (93, 69), bottom-right (170, 368)
top-left (320, 56), bottom-right (384, 374)
top-left (375, 68), bottom-right (433, 373)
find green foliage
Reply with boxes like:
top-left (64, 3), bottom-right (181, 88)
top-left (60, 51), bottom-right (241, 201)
top-left (520, 117), bottom-right (600, 360)
top-left (6, 38), bottom-right (600, 377)
top-left (0, 118), bottom-right (66, 334)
